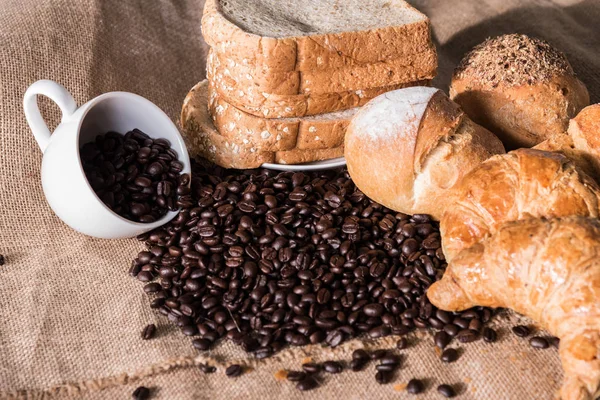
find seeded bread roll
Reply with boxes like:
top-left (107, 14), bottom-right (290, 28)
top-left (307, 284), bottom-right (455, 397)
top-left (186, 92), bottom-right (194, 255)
top-left (207, 51), bottom-right (430, 118)
top-left (181, 80), bottom-right (275, 168)
top-left (345, 87), bottom-right (505, 220)
top-left (208, 82), bottom-right (356, 151)
top-left (210, 47), bottom-right (437, 95)
top-left (202, 0), bottom-right (435, 72)
top-left (450, 34), bottom-right (589, 150)
top-left (535, 104), bottom-right (600, 183)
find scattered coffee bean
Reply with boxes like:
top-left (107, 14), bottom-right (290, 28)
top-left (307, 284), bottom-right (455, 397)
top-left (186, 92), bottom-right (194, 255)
top-left (323, 361), bottom-right (343, 374)
top-left (482, 327), bottom-right (497, 343)
top-left (0, 254), bottom-right (5, 266)
top-left (457, 329), bottom-right (480, 343)
top-left (132, 386), bottom-right (150, 400)
top-left (397, 337), bottom-right (409, 350)
top-left (407, 378), bottom-right (424, 394)
top-left (352, 349), bottom-right (370, 361)
top-left (133, 163), bottom-right (495, 361)
top-left (192, 338), bottom-right (211, 351)
top-left (302, 363), bottom-right (322, 374)
top-left (530, 336), bottom-right (550, 349)
top-left (435, 331), bottom-right (451, 349)
top-left (375, 370), bottom-right (392, 384)
top-left (141, 324), bottom-right (156, 340)
top-left (549, 336), bottom-right (560, 348)
top-left (296, 375), bottom-right (319, 391)
top-left (225, 364), bottom-right (243, 378)
top-left (199, 363), bottom-right (216, 374)
top-left (81, 129), bottom-right (186, 223)
top-left (287, 371), bottom-right (307, 382)
top-left (441, 348), bottom-right (459, 363)
top-left (437, 384), bottom-right (456, 398)
top-left (371, 349), bottom-right (388, 360)
top-left (512, 325), bottom-right (531, 338)
top-left (350, 358), bottom-right (367, 372)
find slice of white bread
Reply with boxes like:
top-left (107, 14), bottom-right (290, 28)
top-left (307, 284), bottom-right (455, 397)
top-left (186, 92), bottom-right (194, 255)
top-left (207, 53), bottom-right (430, 118)
top-left (275, 146), bottom-right (345, 165)
top-left (209, 47), bottom-right (437, 95)
top-left (208, 81), bottom-right (357, 151)
top-left (181, 81), bottom-right (275, 168)
top-left (202, 0), bottom-right (434, 72)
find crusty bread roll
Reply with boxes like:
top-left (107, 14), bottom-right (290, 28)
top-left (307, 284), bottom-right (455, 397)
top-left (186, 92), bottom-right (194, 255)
top-left (535, 104), bottom-right (600, 183)
top-left (440, 148), bottom-right (600, 261)
top-left (345, 86), bottom-right (505, 220)
top-left (450, 34), bottom-right (590, 150)
top-left (428, 217), bottom-right (600, 400)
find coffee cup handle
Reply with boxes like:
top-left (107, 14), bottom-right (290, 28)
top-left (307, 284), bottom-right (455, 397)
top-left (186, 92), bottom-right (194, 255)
top-left (23, 80), bottom-right (77, 153)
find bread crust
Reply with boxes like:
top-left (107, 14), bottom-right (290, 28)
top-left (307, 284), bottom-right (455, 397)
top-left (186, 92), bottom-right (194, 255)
top-left (208, 82), bottom-right (355, 151)
top-left (202, 0), bottom-right (435, 72)
top-left (440, 149), bottom-right (600, 261)
top-left (275, 146), bottom-right (344, 164)
top-left (210, 47), bottom-right (437, 95)
top-left (345, 88), bottom-right (505, 220)
top-left (451, 75), bottom-right (590, 149)
top-left (208, 51), bottom-right (430, 118)
top-left (181, 81), bottom-right (275, 168)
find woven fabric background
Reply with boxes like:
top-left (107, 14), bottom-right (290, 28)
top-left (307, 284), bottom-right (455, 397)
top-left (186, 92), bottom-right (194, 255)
top-left (0, 0), bottom-right (598, 398)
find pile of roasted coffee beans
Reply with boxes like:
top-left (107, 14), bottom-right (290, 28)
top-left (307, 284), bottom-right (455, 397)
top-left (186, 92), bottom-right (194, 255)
top-left (132, 161), bottom-right (497, 356)
top-left (81, 129), bottom-right (186, 223)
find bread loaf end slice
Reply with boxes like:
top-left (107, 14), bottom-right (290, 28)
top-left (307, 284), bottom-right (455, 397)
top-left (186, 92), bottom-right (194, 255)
top-left (181, 80), bottom-right (275, 169)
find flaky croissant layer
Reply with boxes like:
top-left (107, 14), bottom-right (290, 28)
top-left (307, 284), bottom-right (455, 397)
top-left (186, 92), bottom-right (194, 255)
top-left (428, 217), bottom-right (600, 400)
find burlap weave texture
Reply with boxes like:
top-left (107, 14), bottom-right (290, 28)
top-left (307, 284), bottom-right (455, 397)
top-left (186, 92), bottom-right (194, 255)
top-left (1, 0), bottom-right (599, 399)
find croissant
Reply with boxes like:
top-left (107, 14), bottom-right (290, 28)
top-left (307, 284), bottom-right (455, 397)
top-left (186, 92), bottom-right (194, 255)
top-left (440, 148), bottom-right (600, 261)
top-left (428, 217), bottom-right (600, 400)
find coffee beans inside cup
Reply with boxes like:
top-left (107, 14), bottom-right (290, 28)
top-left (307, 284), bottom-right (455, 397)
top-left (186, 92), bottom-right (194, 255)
top-left (80, 129), bottom-right (188, 223)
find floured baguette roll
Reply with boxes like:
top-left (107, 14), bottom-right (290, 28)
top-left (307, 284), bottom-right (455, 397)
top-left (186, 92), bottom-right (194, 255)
top-left (535, 104), bottom-right (600, 182)
top-left (345, 87), bottom-right (505, 220)
top-left (451, 34), bottom-right (589, 150)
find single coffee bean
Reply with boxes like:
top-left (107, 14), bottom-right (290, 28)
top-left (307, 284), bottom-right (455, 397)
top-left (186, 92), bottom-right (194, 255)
top-left (435, 331), bottom-right (451, 349)
top-left (437, 384), bottom-right (456, 398)
top-left (132, 386), bottom-right (150, 400)
top-left (192, 338), bottom-right (211, 351)
top-left (482, 327), bottom-right (497, 343)
top-left (376, 364), bottom-right (395, 372)
top-left (323, 361), bottom-right (343, 374)
top-left (141, 324), bottom-right (156, 340)
top-left (225, 364), bottom-right (243, 377)
top-left (0, 254), bottom-right (5, 266)
top-left (199, 363), bottom-right (216, 374)
top-left (407, 378), bottom-right (424, 394)
top-left (296, 375), bottom-right (319, 391)
top-left (512, 325), bottom-right (531, 338)
top-left (396, 337), bottom-right (409, 349)
top-left (530, 336), bottom-right (550, 349)
top-left (456, 329), bottom-right (480, 343)
top-left (302, 363), bottom-right (321, 374)
top-left (287, 371), bottom-right (307, 382)
top-left (549, 336), bottom-right (560, 348)
top-left (370, 349), bottom-right (387, 360)
top-left (441, 348), bottom-right (459, 363)
top-left (350, 358), bottom-right (367, 372)
top-left (353, 349), bottom-right (370, 361)
top-left (443, 324), bottom-right (460, 337)
top-left (375, 370), bottom-right (392, 384)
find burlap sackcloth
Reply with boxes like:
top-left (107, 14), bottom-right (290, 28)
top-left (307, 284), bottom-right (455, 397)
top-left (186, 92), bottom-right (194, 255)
top-left (1, 0), bottom-right (599, 398)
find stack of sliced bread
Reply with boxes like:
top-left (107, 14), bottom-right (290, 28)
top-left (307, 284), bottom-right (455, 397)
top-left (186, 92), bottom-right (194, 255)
top-left (181, 0), bottom-right (438, 169)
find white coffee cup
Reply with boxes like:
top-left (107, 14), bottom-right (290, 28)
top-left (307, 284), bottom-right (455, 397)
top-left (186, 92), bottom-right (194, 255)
top-left (23, 79), bottom-right (191, 239)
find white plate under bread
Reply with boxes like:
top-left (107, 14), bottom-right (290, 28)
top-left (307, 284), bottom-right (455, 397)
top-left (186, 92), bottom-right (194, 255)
top-left (262, 157), bottom-right (346, 171)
